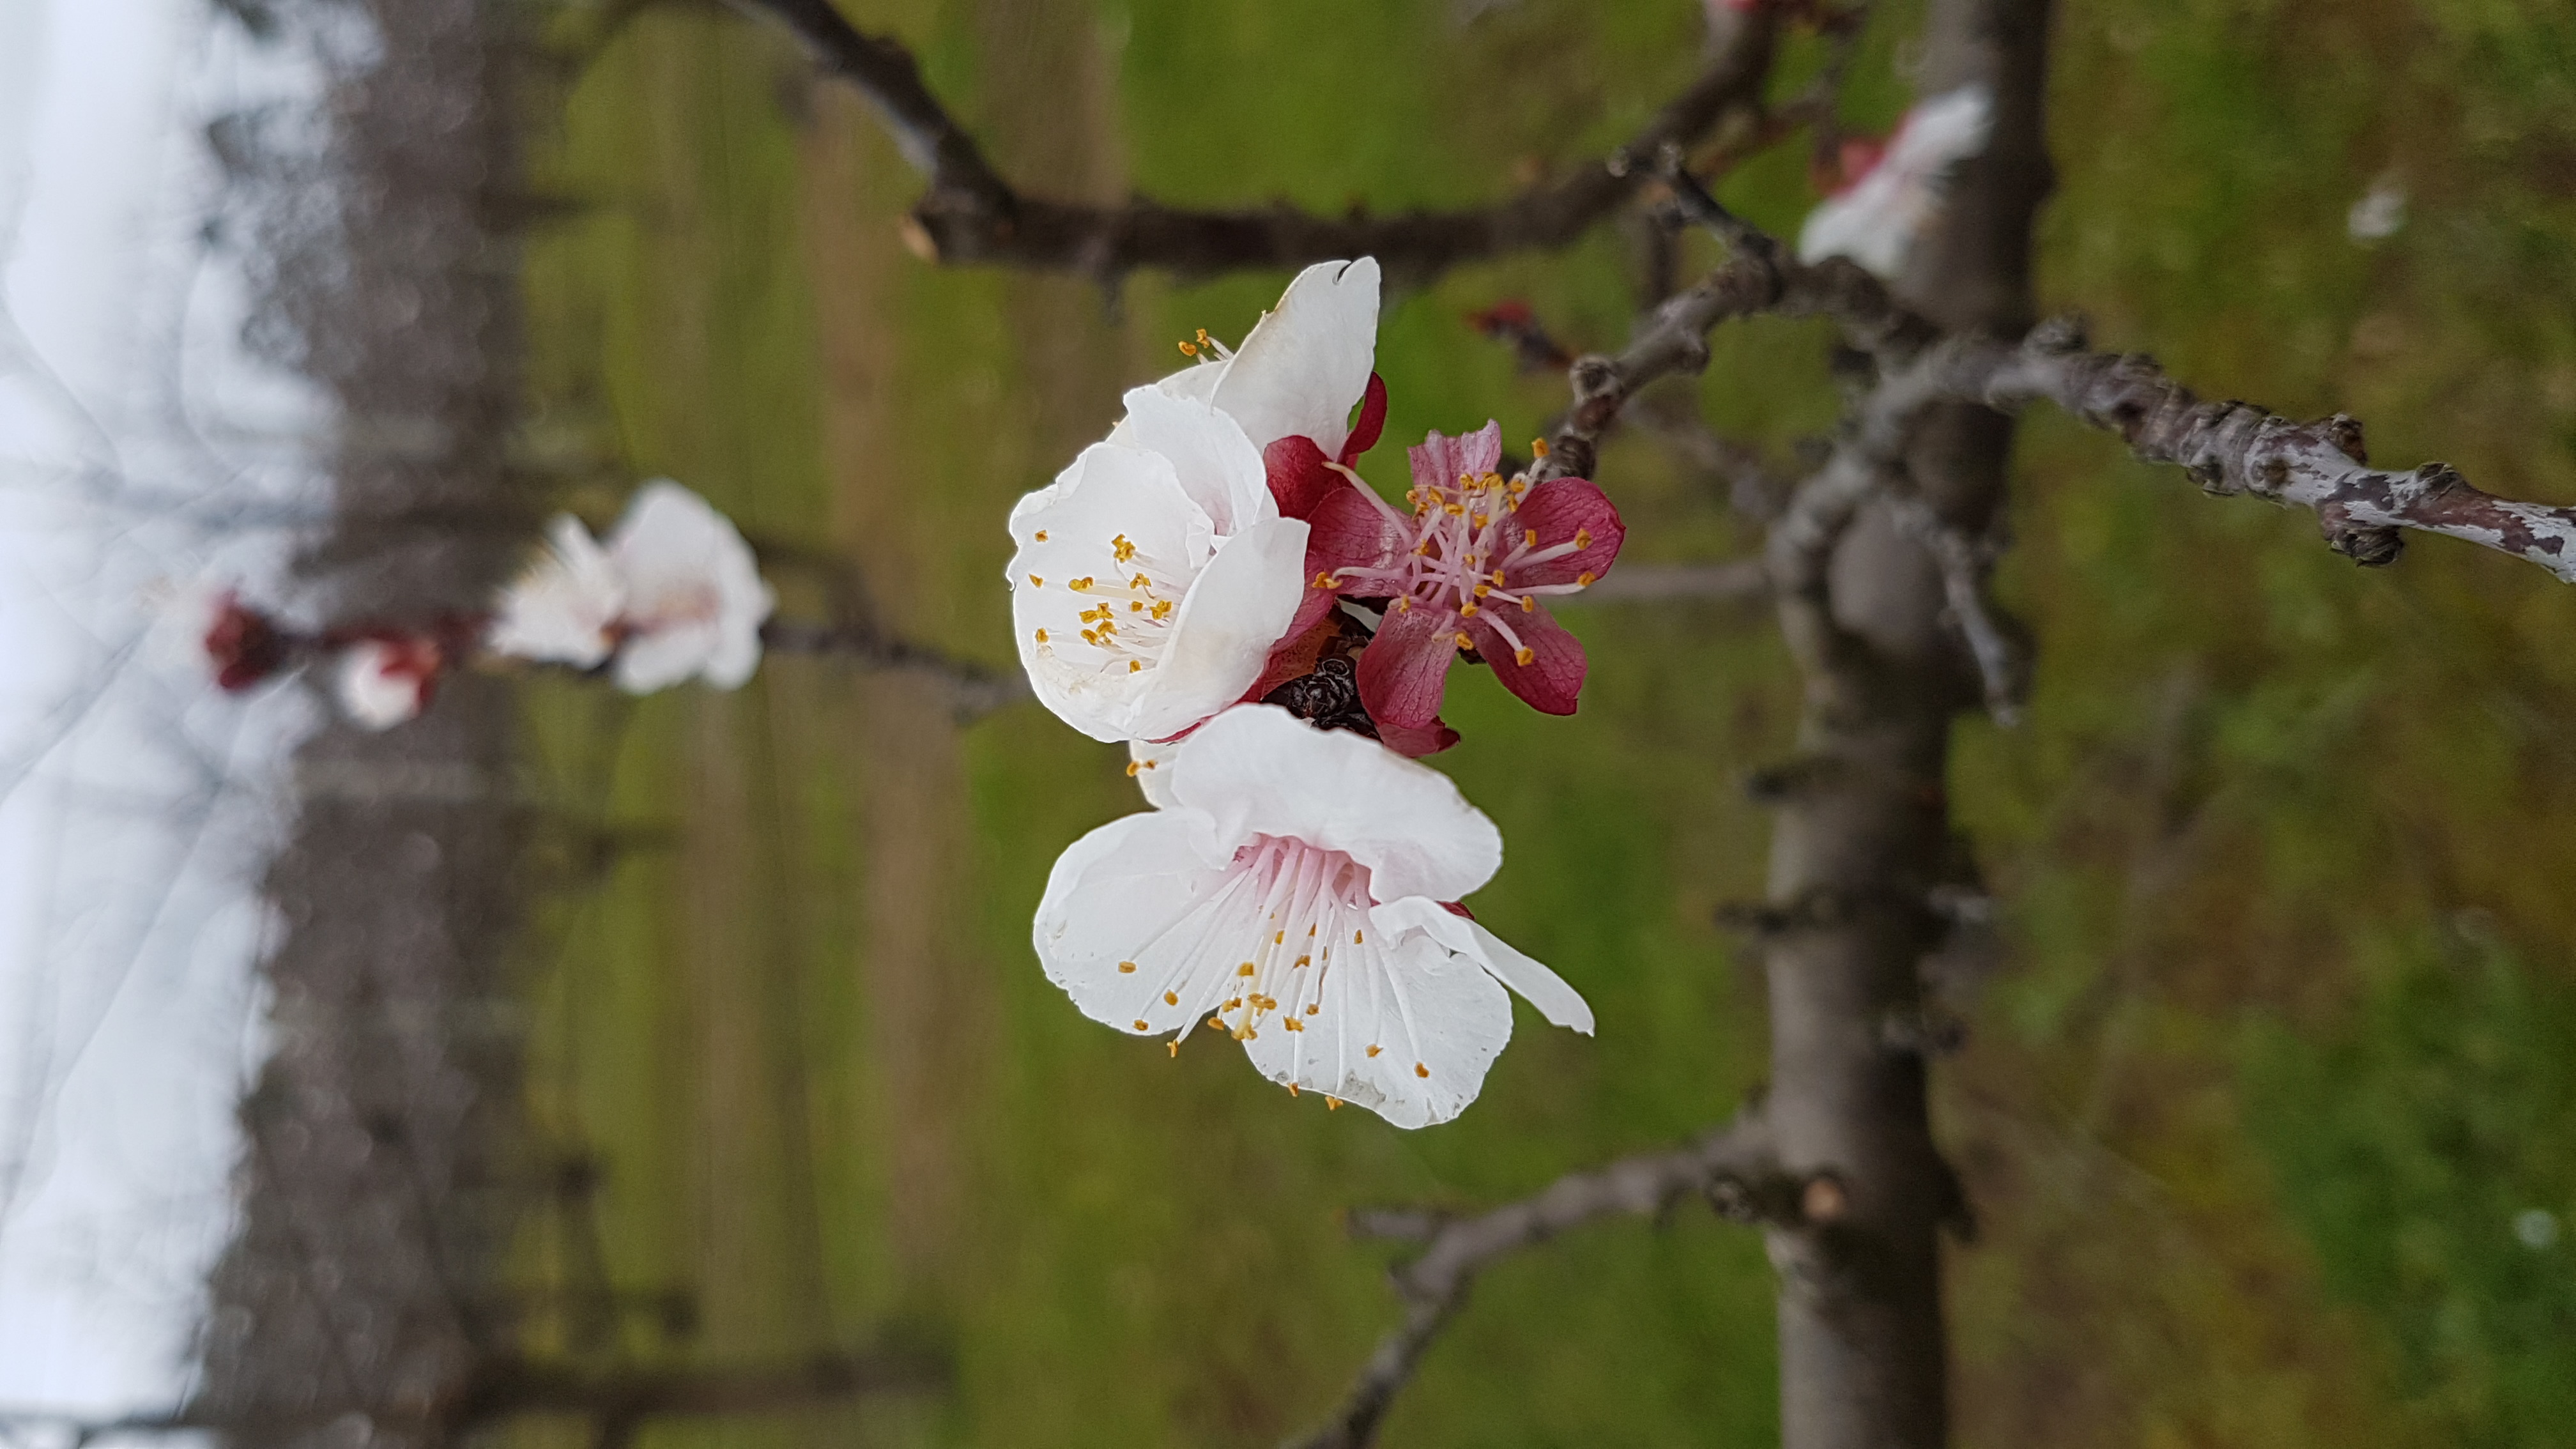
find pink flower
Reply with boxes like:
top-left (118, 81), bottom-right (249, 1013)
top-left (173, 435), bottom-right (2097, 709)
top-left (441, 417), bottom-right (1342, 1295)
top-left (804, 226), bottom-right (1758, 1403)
top-left (1301, 422), bottom-right (1623, 728)
top-left (332, 634), bottom-right (444, 730)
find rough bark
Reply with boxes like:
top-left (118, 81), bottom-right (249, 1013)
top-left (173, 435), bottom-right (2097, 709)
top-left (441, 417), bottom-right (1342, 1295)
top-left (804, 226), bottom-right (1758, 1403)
top-left (1756, 3), bottom-right (2053, 1447)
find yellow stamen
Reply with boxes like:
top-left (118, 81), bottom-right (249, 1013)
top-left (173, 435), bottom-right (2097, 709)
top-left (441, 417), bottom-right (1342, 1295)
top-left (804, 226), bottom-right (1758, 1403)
top-left (1453, 631), bottom-right (1473, 650)
top-left (1129, 661), bottom-right (1142, 673)
top-left (1491, 570), bottom-right (1506, 585)
top-left (1285, 1019), bottom-right (1304, 1032)
top-left (1133, 1019), bottom-right (1149, 1031)
top-left (1414, 1062), bottom-right (1430, 1078)
top-left (1574, 528), bottom-right (1593, 549)
top-left (1521, 595), bottom-right (1535, 613)
top-left (1366, 1045), bottom-right (1382, 1058)
top-left (1034, 628), bottom-right (1049, 643)
top-left (1112, 534), bottom-right (1136, 563)
top-left (1295, 954), bottom-right (1311, 967)
top-left (1397, 597), bottom-right (1412, 613)
top-left (1575, 571), bottom-right (1597, 588)
top-left (1169, 1041), bottom-right (1179, 1057)
top-left (1028, 574), bottom-right (1043, 587)
top-left (1515, 647), bottom-right (1535, 666)
top-left (1070, 577), bottom-right (1094, 592)
top-left (1459, 601), bottom-right (1478, 617)
top-left (1117, 960), bottom-right (1137, 972)
top-left (1326, 1096), bottom-right (1342, 1110)
top-left (1238, 962), bottom-right (1257, 977)
top-left (1443, 503), bottom-right (1466, 516)
top-left (1288, 1082), bottom-right (1300, 1095)
top-left (1178, 339), bottom-right (1199, 356)
top-left (1274, 930), bottom-right (1285, 944)
top-left (1165, 991), bottom-right (1179, 1005)
top-left (1524, 529), bottom-right (1538, 548)
top-left (1473, 584), bottom-right (1491, 598)
top-left (1034, 530), bottom-right (1049, 542)
top-left (1353, 930), bottom-right (1365, 944)
top-left (1305, 1002), bottom-right (1319, 1015)
top-left (1531, 438), bottom-right (1550, 457)
top-left (1209, 1016), bottom-right (1226, 1030)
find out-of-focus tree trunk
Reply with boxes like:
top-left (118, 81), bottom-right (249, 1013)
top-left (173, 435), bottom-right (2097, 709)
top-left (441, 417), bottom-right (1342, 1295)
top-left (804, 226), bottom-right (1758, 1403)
top-left (1759, 3), bottom-right (2052, 1446)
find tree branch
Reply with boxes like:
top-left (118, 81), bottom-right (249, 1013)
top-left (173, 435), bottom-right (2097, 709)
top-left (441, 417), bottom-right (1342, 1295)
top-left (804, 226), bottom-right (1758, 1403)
top-left (756, 619), bottom-right (1027, 718)
top-left (724, 0), bottom-right (1779, 283)
top-left (1285, 1112), bottom-right (1783, 1449)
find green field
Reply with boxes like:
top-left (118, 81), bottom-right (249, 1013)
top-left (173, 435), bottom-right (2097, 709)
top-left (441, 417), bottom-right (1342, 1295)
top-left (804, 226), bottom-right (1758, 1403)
top-left (504, 1), bottom-right (2576, 1444)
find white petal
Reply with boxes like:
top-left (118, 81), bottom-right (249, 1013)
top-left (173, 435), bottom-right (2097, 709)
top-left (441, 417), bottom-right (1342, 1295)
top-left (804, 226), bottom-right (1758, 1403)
top-left (1240, 924), bottom-right (1511, 1128)
top-left (1124, 516), bottom-right (1308, 742)
top-left (605, 481), bottom-right (774, 691)
top-left (332, 644), bottom-right (424, 730)
top-left (1169, 703), bottom-right (1499, 904)
top-left (1200, 258), bottom-right (1381, 454)
top-left (488, 515), bottom-right (622, 667)
top-left (1128, 737), bottom-right (1184, 808)
top-left (1115, 385), bottom-right (1274, 537)
top-left (1033, 809), bottom-right (1259, 1036)
top-left (1370, 896), bottom-right (1594, 1033)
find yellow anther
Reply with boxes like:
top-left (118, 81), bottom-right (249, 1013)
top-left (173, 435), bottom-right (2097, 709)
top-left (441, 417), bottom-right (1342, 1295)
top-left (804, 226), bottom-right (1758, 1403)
top-left (1288, 1080), bottom-right (1300, 1094)
top-left (1151, 600), bottom-right (1174, 620)
top-left (1531, 438), bottom-right (1550, 457)
top-left (1209, 1016), bottom-right (1226, 1030)
top-left (1128, 660), bottom-right (1143, 673)
top-left (1574, 528), bottom-right (1593, 549)
top-left (1471, 514), bottom-right (1487, 529)
top-left (1326, 1096), bottom-right (1342, 1110)
top-left (1491, 570), bottom-right (1506, 585)
top-left (1117, 960), bottom-right (1137, 972)
top-left (1285, 1018), bottom-right (1304, 1032)
top-left (1081, 629), bottom-right (1099, 646)
top-left (1414, 1062), bottom-right (1430, 1078)
top-left (1353, 930), bottom-right (1365, 944)
top-left (1225, 997), bottom-right (1241, 1009)
top-left (1034, 530), bottom-right (1049, 542)
top-left (1130, 601), bottom-right (1144, 612)
top-left (1521, 595), bottom-right (1535, 613)
top-left (1141, 759), bottom-right (1158, 770)
top-left (1305, 1002), bottom-right (1319, 1015)
top-left (1453, 631), bottom-right (1473, 649)
top-left (1575, 571), bottom-right (1597, 588)
top-left (1131, 573), bottom-right (1151, 590)
top-left (1238, 962), bottom-right (1257, 977)
top-left (1112, 533), bottom-right (1136, 563)
top-left (1397, 597), bottom-right (1412, 613)
top-left (1274, 930), bottom-right (1285, 944)
top-left (1473, 584), bottom-right (1491, 598)
top-left (1029, 574), bottom-right (1044, 587)
top-left (1133, 1018), bottom-right (1149, 1031)
top-left (1294, 954), bottom-right (1311, 967)
top-left (1178, 339), bottom-right (1199, 356)
top-left (1169, 1041), bottom-right (1179, 1057)
top-left (1313, 572), bottom-right (1335, 588)
top-left (1197, 328), bottom-right (1213, 347)
top-left (1165, 991), bottom-right (1179, 1005)
top-left (1443, 503), bottom-right (1466, 516)
top-left (1034, 629), bottom-right (1049, 643)
top-left (1459, 601), bottom-right (1478, 617)
top-left (1070, 577), bottom-right (1094, 592)
top-left (1515, 647), bottom-right (1535, 666)
top-left (1366, 1045), bottom-right (1382, 1057)
top-left (1409, 541), bottom-right (1430, 556)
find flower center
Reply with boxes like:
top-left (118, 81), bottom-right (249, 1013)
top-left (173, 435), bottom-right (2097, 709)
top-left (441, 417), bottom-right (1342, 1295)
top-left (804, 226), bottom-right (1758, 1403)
top-left (1027, 532), bottom-right (1186, 681)
top-left (1321, 470), bottom-right (1598, 666)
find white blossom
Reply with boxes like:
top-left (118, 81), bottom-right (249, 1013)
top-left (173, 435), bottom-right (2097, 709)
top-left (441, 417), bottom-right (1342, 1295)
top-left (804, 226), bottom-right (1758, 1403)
top-left (1034, 705), bottom-right (1591, 1128)
top-left (1797, 86), bottom-right (1994, 279)
top-left (487, 480), bottom-right (774, 694)
top-left (1008, 259), bottom-right (1380, 745)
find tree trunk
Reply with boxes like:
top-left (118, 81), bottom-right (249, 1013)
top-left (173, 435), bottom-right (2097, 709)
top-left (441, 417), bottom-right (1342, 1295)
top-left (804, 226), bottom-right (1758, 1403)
top-left (1760, 3), bottom-right (2053, 1447)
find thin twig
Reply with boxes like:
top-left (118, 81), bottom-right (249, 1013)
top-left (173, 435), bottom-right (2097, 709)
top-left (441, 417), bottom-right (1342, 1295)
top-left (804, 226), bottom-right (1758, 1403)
top-left (1575, 558), bottom-right (1773, 603)
top-left (724, 0), bottom-right (1778, 284)
top-left (756, 619), bottom-right (1026, 718)
top-left (1284, 1112), bottom-right (1781, 1449)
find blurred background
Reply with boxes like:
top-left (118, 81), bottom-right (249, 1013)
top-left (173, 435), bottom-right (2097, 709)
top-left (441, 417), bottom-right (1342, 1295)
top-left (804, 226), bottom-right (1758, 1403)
top-left (3, 0), bottom-right (2575, 1445)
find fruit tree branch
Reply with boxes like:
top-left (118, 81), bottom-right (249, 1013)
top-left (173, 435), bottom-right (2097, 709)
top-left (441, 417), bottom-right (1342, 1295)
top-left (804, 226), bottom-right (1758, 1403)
top-left (723, 0), bottom-right (1778, 284)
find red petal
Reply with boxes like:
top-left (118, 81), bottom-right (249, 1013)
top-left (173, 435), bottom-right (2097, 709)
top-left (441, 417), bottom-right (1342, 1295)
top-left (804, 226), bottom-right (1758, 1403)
top-left (1405, 422), bottom-right (1504, 495)
top-left (1377, 716), bottom-right (1460, 758)
top-left (1305, 476), bottom-right (1409, 577)
top-left (1509, 478), bottom-right (1626, 587)
top-left (1469, 606), bottom-right (1586, 716)
top-left (1338, 372), bottom-right (1388, 465)
top-left (1356, 599), bottom-right (1460, 730)
top-left (1264, 435), bottom-right (1338, 521)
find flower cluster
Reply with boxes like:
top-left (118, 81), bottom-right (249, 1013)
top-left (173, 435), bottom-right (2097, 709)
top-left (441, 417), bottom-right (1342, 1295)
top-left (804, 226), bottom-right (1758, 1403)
top-left (185, 479), bottom-right (774, 728)
top-left (1011, 258), bottom-right (1625, 1128)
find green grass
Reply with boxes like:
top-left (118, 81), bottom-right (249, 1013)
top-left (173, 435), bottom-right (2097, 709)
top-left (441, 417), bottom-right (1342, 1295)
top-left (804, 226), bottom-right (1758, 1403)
top-left (503, 1), bottom-right (2576, 1445)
